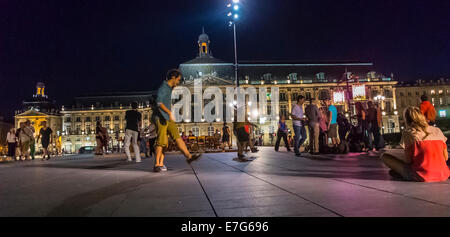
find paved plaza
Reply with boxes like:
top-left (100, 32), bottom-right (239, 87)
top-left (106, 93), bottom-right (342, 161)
top-left (1, 147), bottom-right (450, 217)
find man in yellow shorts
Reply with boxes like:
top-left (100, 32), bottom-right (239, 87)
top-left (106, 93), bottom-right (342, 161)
top-left (152, 69), bottom-right (202, 172)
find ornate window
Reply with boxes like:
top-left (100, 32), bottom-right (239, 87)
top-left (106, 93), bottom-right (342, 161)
top-left (192, 127), bottom-right (200, 137)
top-left (207, 126), bottom-right (215, 136)
top-left (316, 72), bottom-right (325, 80)
top-left (288, 73), bottom-right (298, 81)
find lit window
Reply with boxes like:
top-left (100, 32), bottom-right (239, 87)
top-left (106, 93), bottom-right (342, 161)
top-left (439, 110), bottom-right (446, 118)
top-left (440, 98), bottom-right (443, 105)
top-left (439, 90), bottom-right (443, 95)
top-left (431, 90), bottom-right (435, 95)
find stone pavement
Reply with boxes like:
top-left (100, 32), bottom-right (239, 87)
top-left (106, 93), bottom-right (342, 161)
top-left (1, 147), bottom-right (450, 217)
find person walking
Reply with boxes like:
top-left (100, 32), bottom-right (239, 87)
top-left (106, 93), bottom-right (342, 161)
top-left (290, 95), bottom-right (307, 157)
top-left (37, 121), bottom-right (53, 160)
top-left (366, 101), bottom-right (380, 151)
top-left (19, 122), bottom-right (33, 160)
top-left (25, 120), bottom-right (36, 160)
top-left (140, 125), bottom-right (149, 158)
top-left (275, 115), bottom-right (291, 152)
top-left (420, 95), bottom-right (436, 126)
top-left (381, 106), bottom-right (449, 182)
top-left (124, 101), bottom-right (142, 163)
top-left (6, 128), bottom-right (17, 161)
top-left (95, 121), bottom-right (105, 155)
top-left (305, 98), bottom-right (320, 155)
top-left (152, 69), bottom-right (201, 172)
top-left (326, 99), bottom-right (339, 149)
top-left (355, 102), bottom-right (369, 151)
top-left (222, 122), bottom-right (232, 151)
top-left (318, 104), bottom-right (329, 150)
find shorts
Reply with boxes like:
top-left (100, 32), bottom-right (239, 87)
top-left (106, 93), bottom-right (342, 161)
top-left (328, 124), bottom-right (338, 138)
top-left (155, 117), bottom-right (180, 148)
top-left (21, 140), bottom-right (31, 153)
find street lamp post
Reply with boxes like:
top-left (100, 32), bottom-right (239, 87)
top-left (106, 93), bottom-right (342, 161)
top-left (227, 0), bottom-right (241, 88)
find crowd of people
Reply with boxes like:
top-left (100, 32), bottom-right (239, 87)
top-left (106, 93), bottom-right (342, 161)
top-left (4, 69), bottom-right (449, 182)
top-left (5, 120), bottom-right (55, 161)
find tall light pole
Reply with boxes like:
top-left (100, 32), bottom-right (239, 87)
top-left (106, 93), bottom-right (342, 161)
top-left (227, 0), bottom-right (241, 87)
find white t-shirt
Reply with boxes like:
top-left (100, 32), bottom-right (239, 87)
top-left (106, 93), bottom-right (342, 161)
top-left (291, 104), bottom-right (304, 127)
top-left (7, 132), bottom-right (16, 143)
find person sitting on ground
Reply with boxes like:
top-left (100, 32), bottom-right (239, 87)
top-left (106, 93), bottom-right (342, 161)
top-left (380, 106), bottom-right (449, 182)
top-left (419, 95), bottom-right (436, 126)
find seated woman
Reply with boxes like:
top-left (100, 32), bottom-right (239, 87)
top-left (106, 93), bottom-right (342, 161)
top-left (381, 106), bottom-right (449, 182)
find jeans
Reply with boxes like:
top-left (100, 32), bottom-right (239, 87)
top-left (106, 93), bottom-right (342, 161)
top-left (124, 129), bottom-right (141, 161)
top-left (293, 125), bottom-right (307, 155)
top-left (275, 130), bottom-right (290, 151)
top-left (140, 138), bottom-right (148, 156)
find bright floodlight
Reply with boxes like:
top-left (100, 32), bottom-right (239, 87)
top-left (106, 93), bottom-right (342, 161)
top-left (234, 14), bottom-right (239, 19)
top-left (227, 4), bottom-right (231, 7)
top-left (227, 12), bottom-right (232, 17)
top-left (232, 0), bottom-right (239, 3)
top-left (233, 5), bottom-right (239, 10)
top-left (233, 100), bottom-right (237, 105)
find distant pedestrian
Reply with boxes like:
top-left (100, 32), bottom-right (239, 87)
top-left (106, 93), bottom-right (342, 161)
top-left (420, 95), bottom-right (436, 126)
top-left (6, 128), bottom-right (17, 160)
top-left (305, 98), bottom-right (320, 155)
top-left (290, 95), bottom-right (307, 157)
top-left (355, 102), bottom-right (369, 151)
top-left (222, 122), bottom-right (232, 151)
top-left (366, 101), bottom-right (380, 151)
top-left (37, 121), bottom-right (53, 160)
top-left (95, 121), bottom-right (107, 155)
top-left (381, 106), bottom-right (449, 182)
top-left (124, 101), bottom-right (142, 163)
top-left (19, 122), bottom-right (33, 160)
top-left (326, 99), bottom-right (339, 149)
top-left (25, 120), bottom-right (35, 160)
top-left (140, 125), bottom-right (149, 158)
top-left (152, 69), bottom-right (201, 172)
top-left (275, 115), bottom-right (291, 152)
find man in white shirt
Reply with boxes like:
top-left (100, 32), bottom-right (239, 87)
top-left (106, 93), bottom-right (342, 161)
top-left (290, 95), bottom-right (307, 157)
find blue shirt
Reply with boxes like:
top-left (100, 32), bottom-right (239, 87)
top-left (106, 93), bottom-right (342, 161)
top-left (329, 105), bottom-right (337, 125)
top-left (156, 81), bottom-right (172, 120)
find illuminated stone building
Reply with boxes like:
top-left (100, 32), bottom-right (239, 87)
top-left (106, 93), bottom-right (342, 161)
top-left (17, 31), bottom-right (405, 152)
top-left (179, 31), bottom-right (400, 140)
top-left (395, 79), bottom-right (450, 128)
top-left (60, 92), bottom-right (155, 153)
top-left (14, 82), bottom-right (63, 152)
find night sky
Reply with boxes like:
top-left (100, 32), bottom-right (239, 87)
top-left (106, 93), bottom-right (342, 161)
top-left (1, 0), bottom-right (449, 121)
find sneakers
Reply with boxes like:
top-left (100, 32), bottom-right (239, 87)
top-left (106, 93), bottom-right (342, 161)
top-left (295, 153), bottom-right (302, 157)
top-left (187, 153), bottom-right (202, 164)
top-left (160, 165), bottom-right (167, 171)
top-left (136, 159), bottom-right (142, 163)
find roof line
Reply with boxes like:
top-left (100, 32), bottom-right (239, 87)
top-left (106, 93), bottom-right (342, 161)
top-left (180, 63), bottom-right (373, 67)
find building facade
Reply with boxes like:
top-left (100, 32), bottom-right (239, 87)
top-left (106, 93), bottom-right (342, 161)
top-left (16, 31), bottom-right (413, 151)
top-left (14, 83), bottom-right (63, 153)
top-left (396, 79), bottom-right (450, 128)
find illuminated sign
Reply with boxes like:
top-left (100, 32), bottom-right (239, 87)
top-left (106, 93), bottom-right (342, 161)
top-left (439, 110), bottom-right (446, 118)
top-left (333, 91), bottom-right (345, 105)
top-left (352, 85), bottom-right (366, 101)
